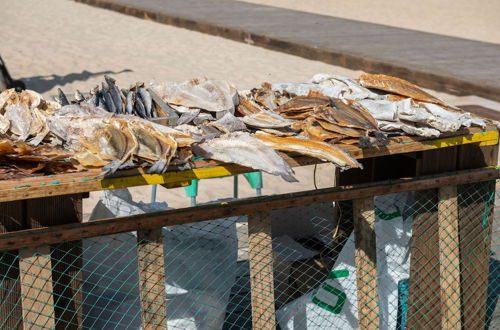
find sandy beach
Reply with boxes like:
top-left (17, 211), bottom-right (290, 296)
top-left (1, 0), bottom-right (499, 217)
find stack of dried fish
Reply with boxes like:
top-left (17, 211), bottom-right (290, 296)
top-left (57, 75), bottom-right (163, 119)
top-left (0, 72), bottom-right (491, 182)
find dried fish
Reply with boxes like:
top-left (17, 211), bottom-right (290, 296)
top-left (105, 75), bottom-right (124, 114)
top-left (177, 109), bottom-right (201, 125)
top-left (138, 88), bottom-right (152, 118)
top-left (254, 131), bottom-right (362, 171)
top-left (74, 90), bottom-right (85, 103)
top-left (358, 73), bottom-right (445, 105)
top-left (236, 95), bottom-right (262, 116)
top-left (153, 79), bottom-right (239, 112)
top-left (276, 96), bottom-right (330, 114)
top-left (192, 132), bottom-right (297, 182)
top-left (125, 90), bottom-right (136, 115)
top-left (240, 109), bottom-right (296, 128)
top-left (209, 112), bottom-right (247, 133)
top-left (4, 92), bottom-right (31, 140)
top-left (0, 114), bottom-right (9, 134)
top-left (329, 99), bottom-right (379, 131)
top-left (315, 119), bottom-right (365, 137)
top-left (57, 88), bottom-right (70, 106)
top-left (301, 118), bottom-right (343, 141)
top-left (135, 96), bottom-right (147, 118)
top-left (260, 128), bottom-right (298, 137)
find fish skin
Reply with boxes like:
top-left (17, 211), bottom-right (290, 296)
top-left (104, 91), bottom-right (116, 113)
top-left (74, 90), bottom-right (85, 103)
top-left (135, 96), bottom-right (147, 118)
top-left (358, 73), bottom-right (444, 105)
top-left (105, 75), bottom-right (123, 114)
top-left (254, 131), bottom-right (362, 171)
top-left (276, 96), bottom-right (330, 113)
top-left (177, 109), bottom-right (200, 125)
top-left (57, 88), bottom-right (70, 106)
top-left (314, 118), bottom-right (365, 137)
top-left (209, 112), bottom-right (247, 133)
top-left (301, 118), bottom-right (343, 141)
top-left (125, 90), bottom-right (136, 115)
top-left (329, 99), bottom-right (379, 131)
top-left (192, 131), bottom-right (297, 182)
top-left (240, 109), bottom-right (296, 128)
top-left (138, 88), bottom-right (153, 118)
top-left (236, 95), bottom-right (262, 116)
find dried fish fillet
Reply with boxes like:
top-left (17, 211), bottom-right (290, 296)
top-left (254, 131), bottom-right (362, 171)
top-left (4, 93), bottom-right (32, 140)
top-left (0, 113), bottom-right (10, 134)
top-left (276, 96), bottom-right (330, 114)
top-left (240, 110), bottom-right (296, 128)
top-left (330, 99), bottom-right (379, 131)
top-left (358, 74), bottom-right (444, 105)
top-left (236, 95), bottom-right (262, 116)
top-left (315, 119), bottom-right (365, 137)
top-left (209, 112), bottom-right (247, 133)
top-left (301, 118), bottom-right (343, 141)
top-left (153, 79), bottom-right (239, 112)
top-left (192, 132), bottom-right (297, 182)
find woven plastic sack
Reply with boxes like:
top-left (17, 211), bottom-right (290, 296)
top-left (277, 192), bottom-right (413, 329)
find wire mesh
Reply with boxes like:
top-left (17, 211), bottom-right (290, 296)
top-left (0, 180), bottom-right (497, 329)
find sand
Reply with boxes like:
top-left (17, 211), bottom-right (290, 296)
top-left (235, 0), bottom-right (500, 45)
top-left (0, 0), bottom-right (498, 218)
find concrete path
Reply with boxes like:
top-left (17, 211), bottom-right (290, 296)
top-left (75, 0), bottom-right (500, 102)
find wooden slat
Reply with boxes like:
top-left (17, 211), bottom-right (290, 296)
top-left (137, 229), bottom-right (168, 329)
top-left (19, 246), bottom-right (56, 329)
top-left (353, 197), bottom-right (379, 329)
top-left (0, 201), bottom-right (24, 329)
top-left (248, 212), bottom-right (276, 329)
top-left (438, 185), bottom-right (461, 329)
top-left (27, 195), bottom-right (83, 329)
top-left (457, 143), bottom-right (498, 328)
top-left (0, 167), bottom-right (497, 252)
top-left (0, 127), bottom-right (495, 203)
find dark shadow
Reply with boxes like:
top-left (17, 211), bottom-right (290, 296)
top-left (19, 69), bottom-right (133, 93)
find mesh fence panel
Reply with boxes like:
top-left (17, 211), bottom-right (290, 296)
top-left (0, 181), bottom-right (498, 329)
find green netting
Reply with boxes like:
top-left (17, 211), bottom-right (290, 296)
top-left (0, 181), bottom-right (498, 329)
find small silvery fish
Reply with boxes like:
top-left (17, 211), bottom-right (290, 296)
top-left (126, 90), bottom-right (135, 115)
top-left (135, 96), bottom-right (147, 118)
top-left (57, 88), bottom-right (70, 106)
top-left (104, 91), bottom-right (116, 113)
top-left (138, 88), bottom-right (153, 118)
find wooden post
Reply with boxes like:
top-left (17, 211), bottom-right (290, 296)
top-left (248, 212), bottom-right (276, 330)
top-left (26, 195), bottom-right (83, 329)
top-left (19, 246), bottom-right (56, 329)
top-left (0, 201), bottom-right (24, 328)
top-left (438, 185), bottom-right (461, 329)
top-left (457, 143), bottom-right (497, 328)
top-left (353, 197), bottom-right (379, 329)
top-left (137, 228), bottom-right (168, 329)
top-left (407, 147), bottom-right (458, 328)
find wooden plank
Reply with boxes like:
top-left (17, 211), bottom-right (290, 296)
top-left (26, 195), bottom-right (83, 329)
top-left (0, 201), bottom-right (24, 329)
top-left (137, 229), bottom-right (168, 329)
top-left (248, 212), bottom-right (276, 329)
top-left (456, 143), bottom-right (498, 328)
top-left (0, 127), bottom-right (495, 203)
top-left (0, 167), bottom-right (498, 252)
top-left (438, 185), bottom-right (461, 329)
top-left (18, 246), bottom-right (56, 329)
top-left (353, 197), bottom-right (379, 329)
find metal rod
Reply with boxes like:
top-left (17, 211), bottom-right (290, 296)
top-left (190, 196), bottom-right (196, 206)
top-left (151, 184), bottom-right (157, 203)
top-left (256, 188), bottom-right (262, 197)
top-left (233, 176), bottom-right (239, 199)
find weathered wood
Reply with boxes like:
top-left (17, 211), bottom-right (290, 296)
top-left (137, 229), bottom-right (168, 329)
top-left (407, 147), bottom-right (460, 328)
top-left (19, 246), bottom-right (56, 329)
top-left (248, 212), bottom-right (276, 329)
top-left (353, 197), bottom-right (379, 329)
top-left (27, 195), bottom-right (83, 329)
top-left (457, 143), bottom-right (498, 328)
top-left (0, 127), bottom-right (494, 203)
top-left (0, 201), bottom-right (24, 329)
top-left (0, 167), bottom-right (497, 252)
top-left (438, 185), bottom-right (461, 329)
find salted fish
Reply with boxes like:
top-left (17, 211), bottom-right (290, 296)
top-left (378, 120), bottom-right (440, 138)
top-left (272, 74), bottom-right (381, 101)
top-left (236, 95), bottom-right (262, 116)
top-left (4, 93), bottom-right (32, 140)
top-left (153, 79), bottom-right (239, 112)
top-left (210, 112), bottom-right (247, 133)
top-left (330, 99), bottom-right (379, 131)
top-left (0, 114), bottom-right (10, 134)
top-left (240, 109), bottom-right (296, 128)
top-left (192, 132), bottom-right (297, 182)
top-left (358, 73), bottom-right (445, 105)
top-left (254, 131), bottom-right (362, 171)
top-left (301, 118), bottom-right (343, 141)
top-left (260, 128), bottom-right (297, 137)
top-left (277, 96), bottom-right (330, 114)
top-left (177, 109), bottom-right (201, 125)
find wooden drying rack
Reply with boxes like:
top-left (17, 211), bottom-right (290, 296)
top-left (0, 124), bottom-right (498, 329)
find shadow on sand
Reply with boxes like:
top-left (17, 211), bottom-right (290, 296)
top-left (20, 68), bottom-right (133, 93)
